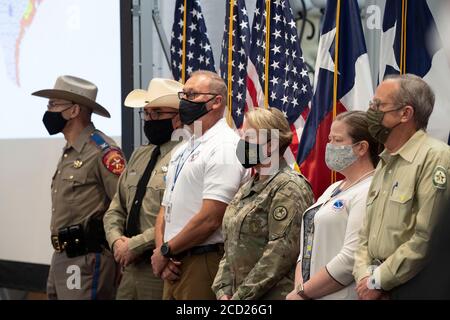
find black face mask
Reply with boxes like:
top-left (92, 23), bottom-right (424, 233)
top-left (143, 119), bottom-right (174, 145)
top-left (179, 97), bottom-right (215, 125)
top-left (235, 139), bottom-right (267, 169)
top-left (42, 111), bottom-right (68, 135)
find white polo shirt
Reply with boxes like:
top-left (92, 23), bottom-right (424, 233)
top-left (162, 118), bottom-right (248, 245)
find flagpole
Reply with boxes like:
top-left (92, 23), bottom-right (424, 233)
top-left (181, 0), bottom-right (188, 83)
top-left (264, 0), bottom-right (271, 109)
top-left (226, 0), bottom-right (235, 127)
top-left (402, 0), bottom-right (408, 74)
top-left (331, 0), bottom-right (341, 184)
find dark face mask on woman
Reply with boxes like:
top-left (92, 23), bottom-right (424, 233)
top-left (143, 119), bottom-right (174, 146)
top-left (42, 111), bottom-right (69, 135)
top-left (179, 96), bottom-right (216, 125)
top-left (235, 139), bottom-right (268, 169)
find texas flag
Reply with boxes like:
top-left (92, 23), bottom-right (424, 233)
top-left (296, 0), bottom-right (373, 198)
top-left (379, 0), bottom-right (450, 143)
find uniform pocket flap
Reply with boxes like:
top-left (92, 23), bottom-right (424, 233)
top-left (62, 172), bottom-right (87, 184)
top-left (390, 188), bottom-right (414, 204)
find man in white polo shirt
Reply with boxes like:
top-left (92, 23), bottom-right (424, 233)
top-left (151, 70), bottom-right (248, 299)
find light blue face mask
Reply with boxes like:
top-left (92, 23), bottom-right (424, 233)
top-left (325, 142), bottom-right (359, 172)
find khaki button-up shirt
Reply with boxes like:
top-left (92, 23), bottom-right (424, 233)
top-left (353, 130), bottom-right (450, 291)
top-left (103, 141), bottom-right (179, 255)
top-left (212, 160), bottom-right (314, 300)
top-left (50, 123), bottom-right (124, 235)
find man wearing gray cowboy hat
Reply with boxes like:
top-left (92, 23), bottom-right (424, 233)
top-left (103, 78), bottom-right (184, 299)
top-left (32, 75), bottom-right (125, 300)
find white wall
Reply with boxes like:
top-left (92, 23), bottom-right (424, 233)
top-left (0, 136), bottom-right (120, 265)
top-left (0, 0), bottom-right (122, 265)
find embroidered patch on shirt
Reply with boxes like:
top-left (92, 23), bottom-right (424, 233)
top-left (433, 165), bottom-right (447, 189)
top-left (102, 148), bottom-right (125, 176)
top-left (189, 151), bottom-right (200, 162)
top-left (332, 199), bottom-right (345, 211)
top-left (273, 206), bottom-right (288, 221)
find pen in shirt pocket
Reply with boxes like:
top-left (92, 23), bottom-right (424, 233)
top-left (391, 181), bottom-right (399, 195)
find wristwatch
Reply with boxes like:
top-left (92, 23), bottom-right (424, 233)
top-left (296, 282), bottom-right (312, 300)
top-left (160, 242), bottom-right (171, 257)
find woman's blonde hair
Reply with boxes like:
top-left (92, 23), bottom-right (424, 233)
top-left (244, 107), bottom-right (293, 154)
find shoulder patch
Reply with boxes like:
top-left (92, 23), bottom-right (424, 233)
top-left (433, 165), bottom-right (447, 189)
top-left (102, 147), bottom-right (126, 176)
top-left (272, 206), bottom-right (288, 221)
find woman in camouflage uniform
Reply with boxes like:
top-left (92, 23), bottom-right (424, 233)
top-left (212, 108), bottom-right (314, 300)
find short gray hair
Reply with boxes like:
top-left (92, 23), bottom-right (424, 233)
top-left (190, 70), bottom-right (227, 107)
top-left (384, 74), bottom-right (435, 130)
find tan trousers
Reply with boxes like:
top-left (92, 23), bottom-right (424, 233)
top-left (116, 261), bottom-right (163, 300)
top-left (47, 250), bottom-right (118, 300)
top-left (163, 250), bottom-right (223, 300)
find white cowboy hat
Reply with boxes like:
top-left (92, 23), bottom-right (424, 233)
top-left (32, 75), bottom-right (110, 118)
top-left (124, 78), bottom-right (182, 109)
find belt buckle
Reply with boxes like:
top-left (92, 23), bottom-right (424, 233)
top-left (51, 235), bottom-right (63, 252)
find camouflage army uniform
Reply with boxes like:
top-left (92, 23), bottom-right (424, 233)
top-left (104, 140), bottom-right (179, 299)
top-left (212, 160), bottom-right (314, 300)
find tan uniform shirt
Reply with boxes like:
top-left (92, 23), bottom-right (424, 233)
top-left (50, 123), bottom-right (124, 235)
top-left (353, 130), bottom-right (450, 291)
top-left (103, 141), bottom-right (179, 255)
top-left (212, 160), bottom-right (314, 300)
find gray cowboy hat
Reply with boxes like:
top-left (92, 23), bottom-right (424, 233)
top-left (32, 75), bottom-right (110, 118)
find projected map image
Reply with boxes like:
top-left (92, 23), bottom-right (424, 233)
top-left (0, 0), bottom-right (121, 139)
top-left (0, 1), bottom-right (40, 86)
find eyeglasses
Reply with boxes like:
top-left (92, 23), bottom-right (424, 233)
top-left (47, 101), bottom-right (74, 109)
top-left (138, 110), bottom-right (178, 121)
top-left (368, 99), bottom-right (402, 111)
top-left (178, 91), bottom-right (218, 100)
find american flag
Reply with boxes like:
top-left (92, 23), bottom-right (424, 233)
top-left (220, 0), bottom-right (251, 129)
top-left (248, 0), bottom-right (313, 163)
top-left (170, 0), bottom-right (215, 82)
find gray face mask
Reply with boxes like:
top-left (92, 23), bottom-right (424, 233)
top-left (325, 142), bottom-right (359, 172)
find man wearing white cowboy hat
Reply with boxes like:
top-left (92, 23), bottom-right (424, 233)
top-left (32, 75), bottom-right (125, 300)
top-left (103, 78), bottom-right (184, 299)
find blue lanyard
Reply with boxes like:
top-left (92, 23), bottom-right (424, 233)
top-left (171, 140), bottom-right (201, 192)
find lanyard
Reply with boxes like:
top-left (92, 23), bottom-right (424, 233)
top-left (171, 139), bottom-right (201, 192)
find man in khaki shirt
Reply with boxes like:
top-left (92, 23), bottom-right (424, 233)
top-left (103, 78), bottom-right (183, 299)
top-left (32, 75), bottom-right (125, 299)
top-left (353, 74), bottom-right (450, 299)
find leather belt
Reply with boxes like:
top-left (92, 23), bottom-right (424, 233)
top-left (173, 243), bottom-right (224, 260)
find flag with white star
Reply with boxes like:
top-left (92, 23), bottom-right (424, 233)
top-left (297, 0), bottom-right (373, 198)
top-left (170, 0), bottom-right (215, 82)
top-left (249, 0), bottom-right (313, 163)
top-left (220, 0), bottom-right (251, 128)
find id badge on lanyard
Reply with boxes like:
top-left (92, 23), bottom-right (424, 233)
top-left (165, 203), bottom-right (172, 223)
top-left (165, 140), bottom-right (200, 223)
